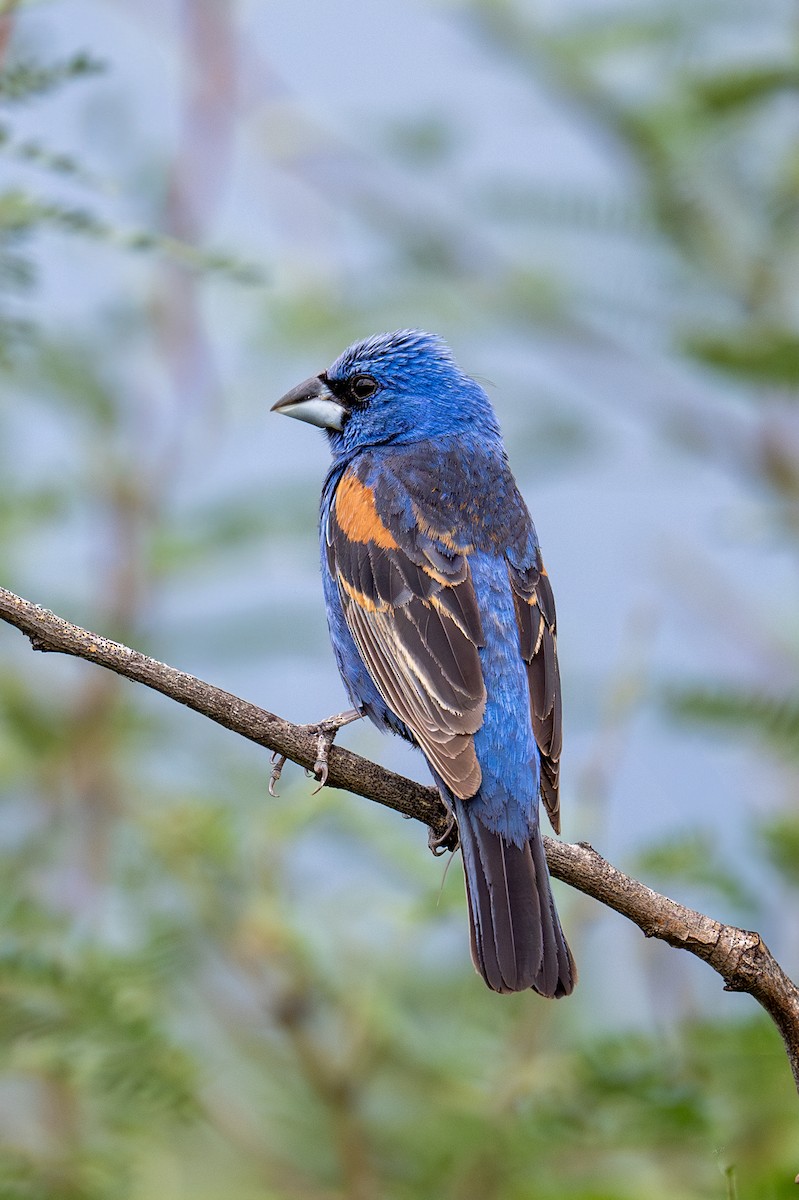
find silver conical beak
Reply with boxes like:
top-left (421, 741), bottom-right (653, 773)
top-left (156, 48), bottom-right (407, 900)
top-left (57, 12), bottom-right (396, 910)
top-left (271, 375), bottom-right (345, 431)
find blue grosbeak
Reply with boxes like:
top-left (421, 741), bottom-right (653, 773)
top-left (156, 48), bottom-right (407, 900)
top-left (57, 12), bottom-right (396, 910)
top-left (272, 330), bottom-right (575, 997)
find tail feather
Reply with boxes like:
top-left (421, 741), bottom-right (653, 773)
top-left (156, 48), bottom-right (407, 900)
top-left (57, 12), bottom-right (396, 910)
top-left (455, 797), bottom-right (575, 997)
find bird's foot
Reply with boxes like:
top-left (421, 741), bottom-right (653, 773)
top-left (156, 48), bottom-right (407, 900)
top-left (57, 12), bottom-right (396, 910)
top-left (269, 752), bottom-right (287, 797)
top-left (428, 812), bottom-right (458, 856)
top-left (302, 708), bottom-right (364, 794)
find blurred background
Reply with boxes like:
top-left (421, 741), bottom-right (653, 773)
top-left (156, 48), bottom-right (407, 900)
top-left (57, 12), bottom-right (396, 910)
top-left (1, 0), bottom-right (798, 1195)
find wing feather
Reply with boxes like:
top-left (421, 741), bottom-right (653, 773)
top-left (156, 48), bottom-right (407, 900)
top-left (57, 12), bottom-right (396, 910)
top-left (508, 555), bottom-right (563, 833)
top-left (329, 469), bottom-right (486, 800)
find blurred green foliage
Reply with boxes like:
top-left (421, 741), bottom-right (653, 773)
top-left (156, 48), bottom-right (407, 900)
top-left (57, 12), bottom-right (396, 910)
top-left (667, 686), bottom-right (799, 762)
top-left (0, 50), bottom-right (103, 103)
top-left (633, 830), bottom-right (758, 913)
top-left (1, 1), bottom-right (799, 1198)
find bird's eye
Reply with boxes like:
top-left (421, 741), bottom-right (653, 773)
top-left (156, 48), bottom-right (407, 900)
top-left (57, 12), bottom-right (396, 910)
top-left (349, 374), bottom-right (378, 402)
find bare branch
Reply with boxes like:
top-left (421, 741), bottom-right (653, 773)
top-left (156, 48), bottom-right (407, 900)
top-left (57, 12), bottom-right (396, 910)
top-left (543, 838), bottom-right (799, 1095)
top-left (2, 584), bottom-right (799, 1096)
top-left (0, 588), bottom-right (445, 833)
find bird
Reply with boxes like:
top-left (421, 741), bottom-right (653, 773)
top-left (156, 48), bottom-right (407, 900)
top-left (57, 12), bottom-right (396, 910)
top-left (271, 329), bottom-right (575, 997)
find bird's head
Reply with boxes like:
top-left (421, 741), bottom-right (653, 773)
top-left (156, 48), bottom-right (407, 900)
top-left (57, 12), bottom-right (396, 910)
top-left (271, 329), bottom-right (499, 456)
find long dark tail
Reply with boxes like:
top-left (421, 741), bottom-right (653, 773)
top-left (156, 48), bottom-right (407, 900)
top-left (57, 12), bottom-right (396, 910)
top-left (454, 797), bottom-right (575, 997)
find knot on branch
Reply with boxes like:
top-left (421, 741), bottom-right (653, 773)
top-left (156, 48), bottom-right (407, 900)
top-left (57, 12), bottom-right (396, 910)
top-left (28, 634), bottom-right (54, 652)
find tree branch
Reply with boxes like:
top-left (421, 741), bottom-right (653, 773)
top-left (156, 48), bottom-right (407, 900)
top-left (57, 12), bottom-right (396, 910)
top-left (2, 585), bottom-right (799, 1097)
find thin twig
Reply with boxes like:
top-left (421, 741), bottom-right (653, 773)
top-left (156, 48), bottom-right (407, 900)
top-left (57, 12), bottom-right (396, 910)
top-left (2, 584), bottom-right (799, 1096)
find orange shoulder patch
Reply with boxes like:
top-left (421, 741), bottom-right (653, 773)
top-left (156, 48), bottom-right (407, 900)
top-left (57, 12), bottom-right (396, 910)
top-left (335, 473), bottom-right (399, 549)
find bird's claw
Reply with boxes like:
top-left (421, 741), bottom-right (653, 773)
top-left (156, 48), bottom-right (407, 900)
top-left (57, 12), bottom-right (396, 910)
top-left (269, 709), bottom-right (363, 799)
top-left (269, 752), bottom-right (286, 798)
top-left (304, 708), bottom-right (363, 795)
top-left (428, 813), bottom-right (458, 856)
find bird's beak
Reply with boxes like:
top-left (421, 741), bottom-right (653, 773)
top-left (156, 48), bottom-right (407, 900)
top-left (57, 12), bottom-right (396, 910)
top-left (271, 375), bottom-right (345, 431)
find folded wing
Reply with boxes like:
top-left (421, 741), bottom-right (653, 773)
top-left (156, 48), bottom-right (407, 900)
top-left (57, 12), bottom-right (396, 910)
top-left (507, 553), bottom-right (563, 832)
top-left (327, 469), bottom-right (486, 799)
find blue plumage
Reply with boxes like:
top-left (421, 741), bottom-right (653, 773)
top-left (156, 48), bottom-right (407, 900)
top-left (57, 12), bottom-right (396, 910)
top-left (468, 550), bottom-right (540, 846)
top-left (272, 330), bottom-right (575, 996)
